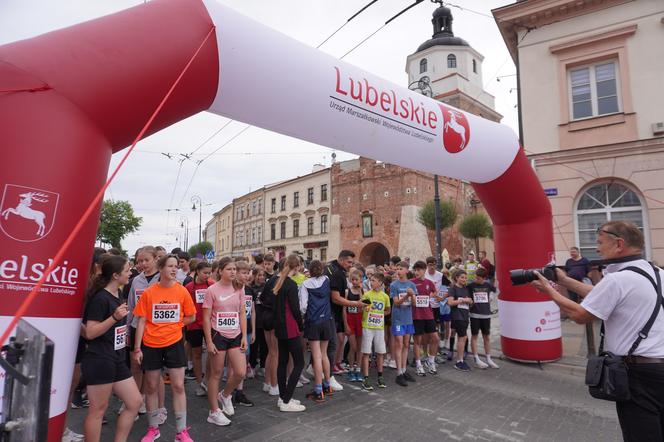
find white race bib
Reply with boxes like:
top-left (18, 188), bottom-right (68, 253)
top-left (458, 303), bottom-right (469, 310)
top-left (416, 295), bottom-right (429, 308)
top-left (195, 289), bottom-right (206, 304)
top-left (244, 296), bottom-right (253, 316)
top-left (473, 292), bottom-right (489, 303)
top-left (152, 303), bottom-right (180, 323)
top-left (217, 311), bottom-right (239, 330)
top-left (398, 292), bottom-right (411, 306)
top-left (347, 306), bottom-right (358, 314)
top-left (114, 325), bottom-right (127, 351)
top-left (367, 312), bottom-right (384, 328)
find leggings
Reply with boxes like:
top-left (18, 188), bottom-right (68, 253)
top-left (250, 327), bottom-right (267, 368)
top-left (277, 337), bottom-right (304, 404)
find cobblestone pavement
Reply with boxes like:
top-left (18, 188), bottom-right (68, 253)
top-left (67, 356), bottom-right (620, 442)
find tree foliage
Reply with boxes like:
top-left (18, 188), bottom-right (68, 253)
top-left (97, 200), bottom-right (142, 250)
top-left (458, 213), bottom-right (493, 254)
top-left (188, 241), bottom-right (214, 258)
top-left (417, 199), bottom-right (458, 231)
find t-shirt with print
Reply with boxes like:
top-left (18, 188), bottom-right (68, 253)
top-left (361, 290), bottom-right (390, 330)
top-left (84, 289), bottom-right (127, 361)
top-left (133, 283), bottom-right (196, 348)
top-left (448, 285), bottom-right (471, 322)
top-left (184, 279), bottom-right (213, 331)
top-left (410, 277), bottom-right (436, 320)
top-left (389, 279), bottom-right (417, 327)
top-left (468, 281), bottom-right (496, 319)
top-left (203, 283), bottom-right (244, 339)
top-left (424, 270), bottom-right (443, 308)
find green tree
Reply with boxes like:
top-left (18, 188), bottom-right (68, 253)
top-left (97, 200), bottom-right (142, 250)
top-left (417, 199), bottom-right (458, 231)
top-left (458, 212), bottom-right (493, 255)
top-left (188, 241), bottom-right (214, 258)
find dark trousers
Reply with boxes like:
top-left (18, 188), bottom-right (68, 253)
top-left (249, 327), bottom-right (267, 369)
top-left (277, 337), bottom-right (304, 404)
top-left (326, 319), bottom-right (336, 368)
top-left (616, 363), bottom-right (664, 441)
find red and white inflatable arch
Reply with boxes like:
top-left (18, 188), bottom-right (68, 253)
top-left (0, 0), bottom-right (559, 438)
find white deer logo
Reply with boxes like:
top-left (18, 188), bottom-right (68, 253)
top-left (2, 192), bottom-right (49, 236)
top-left (444, 110), bottom-right (467, 150)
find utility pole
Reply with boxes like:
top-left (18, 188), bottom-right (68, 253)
top-left (191, 195), bottom-right (202, 244)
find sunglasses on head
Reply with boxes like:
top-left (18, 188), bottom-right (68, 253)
top-left (596, 228), bottom-right (621, 239)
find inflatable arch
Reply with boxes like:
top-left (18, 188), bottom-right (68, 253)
top-left (0, 0), bottom-right (559, 438)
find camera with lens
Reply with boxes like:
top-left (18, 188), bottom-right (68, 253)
top-left (509, 264), bottom-right (558, 286)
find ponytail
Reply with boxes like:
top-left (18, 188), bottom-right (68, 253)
top-left (272, 254), bottom-right (300, 295)
top-left (85, 255), bottom-right (127, 305)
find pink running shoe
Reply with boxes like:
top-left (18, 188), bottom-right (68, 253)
top-left (175, 427), bottom-right (194, 442)
top-left (140, 426), bottom-right (160, 442)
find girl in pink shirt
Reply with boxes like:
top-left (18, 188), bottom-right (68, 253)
top-left (202, 258), bottom-right (247, 426)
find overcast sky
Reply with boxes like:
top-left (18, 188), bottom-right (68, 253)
top-left (0, 0), bottom-right (518, 254)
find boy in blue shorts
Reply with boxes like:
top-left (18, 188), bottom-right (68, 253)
top-left (389, 262), bottom-right (417, 386)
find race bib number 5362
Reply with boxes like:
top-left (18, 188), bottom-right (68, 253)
top-left (152, 303), bottom-right (181, 323)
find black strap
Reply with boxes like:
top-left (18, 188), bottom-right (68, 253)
top-left (599, 265), bottom-right (663, 354)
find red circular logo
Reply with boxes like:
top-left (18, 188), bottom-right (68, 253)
top-left (439, 104), bottom-right (471, 154)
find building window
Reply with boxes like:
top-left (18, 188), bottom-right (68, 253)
top-left (271, 198), bottom-right (276, 213)
top-left (420, 58), bottom-right (427, 74)
top-left (293, 191), bottom-right (299, 208)
top-left (293, 219), bottom-right (300, 237)
top-left (307, 217), bottom-right (314, 236)
top-left (307, 249), bottom-right (313, 261)
top-left (270, 223), bottom-right (276, 240)
top-left (257, 226), bottom-right (262, 242)
top-left (252, 201), bottom-right (256, 216)
top-left (447, 54), bottom-right (457, 68)
top-left (320, 248), bottom-right (327, 263)
top-left (472, 59), bottom-right (477, 73)
top-left (251, 227), bottom-right (256, 244)
top-left (307, 187), bottom-right (314, 205)
top-left (246, 204), bottom-right (250, 217)
top-left (280, 221), bottom-right (286, 239)
top-left (569, 61), bottom-right (619, 120)
top-left (321, 184), bottom-right (328, 202)
top-left (221, 238), bottom-right (224, 250)
top-left (280, 195), bottom-right (286, 211)
top-left (246, 229), bottom-right (250, 245)
top-left (258, 199), bottom-right (262, 214)
top-left (320, 214), bottom-right (328, 234)
top-left (575, 181), bottom-right (645, 260)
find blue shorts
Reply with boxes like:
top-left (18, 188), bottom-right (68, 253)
top-left (441, 314), bottom-right (451, 322)
top-left (391, 324), bottom-right (415, 337)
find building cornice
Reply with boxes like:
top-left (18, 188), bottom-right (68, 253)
top-left (549, 24), bottom-right (637, 53)
top-left (528, 137), bottom-right (664, 166)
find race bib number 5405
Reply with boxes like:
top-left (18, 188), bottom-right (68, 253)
top-left (217, 311), bottom-right (239, 330)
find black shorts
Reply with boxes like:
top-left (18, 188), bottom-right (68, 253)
top-left (470, 318), bottom-right (491, 336)
top-left (128, 326), bottom-right (136, 351)
top-left (335, 316), bottom-right (345, 334)
top-left (452, 319), bottom-right (469, 338)
top-left (262, 310), bottom-right (275, 332)
top-left (185, 329), bottom-right (204, 348)
top-left (82, 356), bottom-right (131, 385)
top-left (75, 337), bottom-right (86, 364)
top-left (432, 309), bottom-right (441, 324)
top-left (413, 319), bottom-right (437, 336)
top-left (304, 321), bottom-right (332, 341)
top-left (141, 341), bottom-right (187, 371)
top-left (212, 332), bottom-right (242, 351)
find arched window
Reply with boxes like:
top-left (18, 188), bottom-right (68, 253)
top-left (419, 58), bottom-right (427, 74)
top-left (447, 54), bottom-right (457, 68)
top-left (575, 181), bottom-right (647, 260)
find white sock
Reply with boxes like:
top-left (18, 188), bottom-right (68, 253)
top-left (416, 359), bottom-right (422, 368)
top-left (486, 355), bottom-right (493, 362)
top-left (474, 354), bottom-right (481, 361)
top-left (428, 355), bottom-right (435, 364)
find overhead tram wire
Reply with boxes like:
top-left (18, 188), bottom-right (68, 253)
top-left (171, 1), bottom-right (425, 213)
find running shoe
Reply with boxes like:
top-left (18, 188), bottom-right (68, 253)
top-left (403, 371), bottom-right (416, 382)
top-left (195, 384), bottom-right (207, 397)
top-left (257, 367), bottom-right (265, 377)
top-left (305, 364), bottom-right (315, 377)
top-left (299, 373), bottom-right (310, 384)
top-left (262, 383), bottom-right (271, 393)
top-left (279, 400), bottom-right (306, 412)
top-left (345, 371), bottom-right (355, 382)
top-left (487, 359), bottom-right (500, 369)
top-left (277, 397), bottom-right (301, 407)
top-left (306, 390), bottom-right (326, 403)
top-left (207, 409), bottom-right (231, 426)
top-left (475, 358), bottom-right (489, 369)
top-left (323, 385), bottom-right (334, 397)
top-left (387, 359), bottom-right (397, 369)
top-left (234, 391), bottom-right (254, 407)
top-left (156, 408), bottom-right (167, 425)
top-left (328, 376), bottom-right (343, 391)
top-left (416, 365), bottom-right (426, 377)
top-left (395, 374), bottom-right (408, 387)
top-left (61, 427), bottom-right (84, 442)
top-left (454, 361), bottom-right (471, 372)
top-left (140, 426), bottom-right (160, 442)
top-left (361, 378), bottom-right (374, 391)
top-left (428, 362), bottom-right (438, 375)
top-left (70, 391), bottom-right (89, 409)
top-left (296, 380), bottom-right (304, 388)
top-left (268, 385), bottom-right (280, 396)
top-left (332, 363), bottom-right (345, 375)
top-left (435, 355), bottom-right (446, 365)
top-left (139, 399), bottom-right (147, 414)
top-left (175, 427), bottom-right (194, 442)
top-left (246, 366), bottom-right (255, 379)
top-left (184, 369), bottom-right (196, 381)
top-left (353, 371), bottom-right (363, 382)
top-left (377, 376), bottom-right (386, 388)
top-left (218, 391), bottom-right (235, 416)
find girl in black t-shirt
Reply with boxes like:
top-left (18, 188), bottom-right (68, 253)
top-left (82, 255), bottom-right (142, 441)
top-left (447, 270), bottom-right (473, 372)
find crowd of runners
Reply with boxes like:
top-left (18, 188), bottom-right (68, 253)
top-left (64, 246), bottom-right (498, 442)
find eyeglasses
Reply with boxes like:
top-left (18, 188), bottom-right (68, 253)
top-left (596, 228), bottom-right (621, 239)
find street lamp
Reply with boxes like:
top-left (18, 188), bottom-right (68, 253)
top-left (408, 77), bottom-right (443, 270)
top-left (191, 195), bottom-right (202, 244)
top-left (180, 216), bottom-right (189, 251)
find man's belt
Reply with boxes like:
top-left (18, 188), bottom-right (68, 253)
top-left (623, 355), bottom-right (664, 364)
